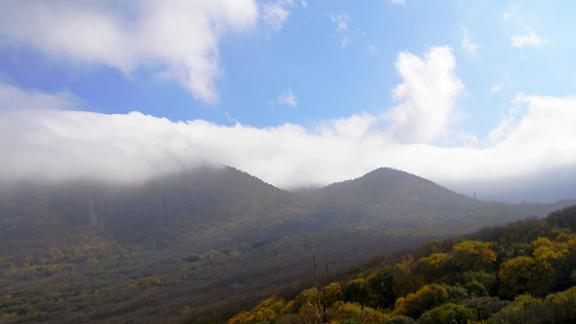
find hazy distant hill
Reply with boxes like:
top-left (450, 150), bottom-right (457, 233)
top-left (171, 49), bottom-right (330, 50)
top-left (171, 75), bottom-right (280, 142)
top-left (0, 166), bottom-right (574, 323)
top-left (309, 167), bottom-right (473, 206)
top-left (302, 167), bottom-right (572, 231)
top-left (0, 166), bottom-right (317, 245)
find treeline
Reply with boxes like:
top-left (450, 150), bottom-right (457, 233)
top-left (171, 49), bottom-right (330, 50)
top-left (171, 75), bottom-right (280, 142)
top-left (228, 205), bottom-right (576, 323)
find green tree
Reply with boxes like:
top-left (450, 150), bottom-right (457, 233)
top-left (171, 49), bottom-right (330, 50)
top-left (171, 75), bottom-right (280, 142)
top-left (463, 296), bottom-right (510, 320)
top-left (416, 253), bottom-right (449, 283)
top-left (366, 267), bottom-right (395, 308)
top-left (393, 256), bottom-right (418, 297)
top-left (419, 303), bottom-right (477, 324)
top-left (344, 278), bottom-right (369, 305)
top-left (394, 284), bottom-right (448, 318)
top-left (323, 282), bottom-right (344, 307)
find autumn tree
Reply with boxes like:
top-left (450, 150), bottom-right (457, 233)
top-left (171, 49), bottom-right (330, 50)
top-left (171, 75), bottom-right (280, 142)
top-left (419, 303), bottom-right (477, 324)
top-left (498, 256), bottom-right (554, 298)
top-left (450, 240), bottom-right (496, 272)
top-left (393, 256), bottom-right (419, 297)
top-left (416, 253), bottom-right (449, 283)
top-left (394, 284), bottom-right (449, 318)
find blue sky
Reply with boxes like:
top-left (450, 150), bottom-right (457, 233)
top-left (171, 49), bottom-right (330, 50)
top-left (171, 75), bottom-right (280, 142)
top-left (3, 0), bottom-right (574, 129)
top-left (1, 0), bottom-right (576, 201)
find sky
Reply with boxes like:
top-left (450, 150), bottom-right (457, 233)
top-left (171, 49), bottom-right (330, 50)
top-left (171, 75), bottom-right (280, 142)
top-left (0, 0), bottom-right (575, 202)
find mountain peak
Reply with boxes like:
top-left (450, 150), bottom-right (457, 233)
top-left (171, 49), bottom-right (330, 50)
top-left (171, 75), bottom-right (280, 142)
top-left (362, 167), bottom-right (413, 179)
top-left (313, 167), bottom-right (470, 207)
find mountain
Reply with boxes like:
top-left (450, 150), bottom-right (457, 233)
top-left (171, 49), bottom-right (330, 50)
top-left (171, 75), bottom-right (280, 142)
top-left (309, 167), bottom-right (473, 206)
top-left (0, 166), bottom-right (574, 323)
top-left (0, 166), bottom-right (317, 246)
top-left (302, 167), bottom-right (571, 231)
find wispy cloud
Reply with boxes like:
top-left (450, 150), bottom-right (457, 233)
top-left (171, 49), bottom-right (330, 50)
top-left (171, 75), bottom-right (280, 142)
top-left (491, 82), bottom-right (505, 94)
top-left (328, 12), bottom-right (351, 48)
top-left (511, 28), bottom-right (545, 48)
top-left (262, 0), bottom-right (308, 30)
top-left (462, 29), bottom-right (479, 56)
top-left (390, 0), bottom-right (406, 6)
top-left (277, 89), bottom-right (298, 108)
top-left (262, 0), bottom-right (292, 30)
top-left (329, 12), bottom-right (349, 32)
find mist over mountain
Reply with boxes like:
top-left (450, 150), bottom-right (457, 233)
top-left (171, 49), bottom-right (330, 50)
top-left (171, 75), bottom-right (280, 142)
top-left (1, 166), bottom-right (573, 322)
top-left (446, 164), bottom-right (576, 203)
top-left (0, 166), bottom-right (316, 243)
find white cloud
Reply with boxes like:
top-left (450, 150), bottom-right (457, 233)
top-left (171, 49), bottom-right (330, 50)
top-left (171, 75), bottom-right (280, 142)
top-left (462, 29), bottom-right (479, 56)
top-left (390, 0), bottom-right (406, 6)
top-left (261, 0), bottom-right (307, 30)
top-left (0, 0), bottom-right (259, 103)
top-left (262, 0), bottom-right (292, 30)
top-left (328, 12), bottom-right (351, 48)
top-left (1, 47), bottom-right (576, 201)
top-left (3, 88), bottom-right (575, 200)
top-left (277, 89), bottom-right (298, 108)
top-left (329, 13), bottom-right (349, 32)
top-left (491, 82), bottom-right (505, 94)
top-left (511, 28), bottom-right (545, 48)
top-left (388, 47), bottom-right (464, 143)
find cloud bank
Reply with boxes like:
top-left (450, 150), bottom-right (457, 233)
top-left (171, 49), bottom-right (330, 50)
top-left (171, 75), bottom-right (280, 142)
top-left (1, 47), bottom-right (575, 202)
top-left (0, 0), bottom-right (259, 103)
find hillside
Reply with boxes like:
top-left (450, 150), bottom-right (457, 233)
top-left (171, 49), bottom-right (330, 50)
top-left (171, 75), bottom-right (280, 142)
top-left (229, 205), bottom-right (576, 323)
top-left (0, 166), bottom-right (322, 248)
top-left (0, 167), bottom-right (573, 323)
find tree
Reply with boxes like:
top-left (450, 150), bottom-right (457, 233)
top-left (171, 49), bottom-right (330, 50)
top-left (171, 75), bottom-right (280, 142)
top-left (323, 282), bottom-right (344, 307)
top-left (227, 297), bottom-right (285, 324)
top-left (416, 253), bottom-right (449, 283)
top-left (344, 278), bottom-right (369, 305)
top-left (463, 296), bottom-right (510, 320)
top-left (419, 303), bottom-right (477, 324)
top-left (327, 301), bottom-right (390, 323)
top-left (366, 267), bottom-right (395, 308)
top-left (393, 256), bottom-right (418, 297)
top-left (498, 256), bottom-right (554, 298)
top-left (450, 240), bottom-right (496, 272)
top-left (394, 284), bottom-right (448, 318)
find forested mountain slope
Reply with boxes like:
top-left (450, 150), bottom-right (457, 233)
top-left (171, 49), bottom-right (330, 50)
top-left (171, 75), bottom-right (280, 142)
top-left (0, 167), bottom-right (573, 323)
top-left (230, 205), bottom-right (576, 324)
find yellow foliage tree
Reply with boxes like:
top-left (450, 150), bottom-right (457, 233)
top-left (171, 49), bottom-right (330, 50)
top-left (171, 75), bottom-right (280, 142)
top-left (451, 240), bottom-right (496, 272)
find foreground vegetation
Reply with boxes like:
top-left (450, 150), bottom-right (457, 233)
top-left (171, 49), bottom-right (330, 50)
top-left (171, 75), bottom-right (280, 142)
top-left (229, 205), bottom-right (576, 323)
